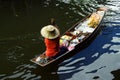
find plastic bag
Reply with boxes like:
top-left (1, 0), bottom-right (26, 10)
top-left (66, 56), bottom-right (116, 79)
top-left (36, 57), bottom-right (48, 64)
top-left (88, 13), bottom-right (100, 28)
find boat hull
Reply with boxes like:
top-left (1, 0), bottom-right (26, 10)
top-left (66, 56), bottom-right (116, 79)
top-left (30, 7), bottom-right (107, 68)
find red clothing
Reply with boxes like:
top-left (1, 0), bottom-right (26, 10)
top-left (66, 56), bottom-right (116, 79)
top-left (44, 37), bottom-right (60, 57)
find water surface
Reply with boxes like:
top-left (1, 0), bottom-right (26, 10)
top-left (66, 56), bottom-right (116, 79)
top-left (0, 0), bottom-right (120, 80)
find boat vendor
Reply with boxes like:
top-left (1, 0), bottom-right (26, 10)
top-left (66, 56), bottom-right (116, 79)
top-left (41, 25), bottom-right (60, 58)
top-left (36, 25), bottom-right (68, 63)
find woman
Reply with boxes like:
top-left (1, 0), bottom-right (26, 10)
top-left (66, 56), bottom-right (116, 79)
top-left (40, 25), bottom-right (60, 58)
top-left (36, 25), bottom-right (68, 63)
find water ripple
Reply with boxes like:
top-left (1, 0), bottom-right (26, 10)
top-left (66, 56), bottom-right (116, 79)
top-left (1, 0), bottom-right (120, 80)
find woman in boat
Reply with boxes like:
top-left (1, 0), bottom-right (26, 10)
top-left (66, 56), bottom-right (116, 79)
top-left (37, 25), bottom-right (67, 59)
top-left (40, 25), bottom-right (60, 58)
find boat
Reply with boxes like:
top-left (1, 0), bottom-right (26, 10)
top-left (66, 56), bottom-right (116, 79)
top-left (30, 7), bottom-right (107, 68)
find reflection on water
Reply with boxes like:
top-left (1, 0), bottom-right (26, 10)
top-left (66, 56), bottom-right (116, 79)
top-left (0, 0), bottom-right (120, 80)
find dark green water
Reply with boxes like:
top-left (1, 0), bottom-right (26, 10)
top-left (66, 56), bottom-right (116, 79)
top-left (0, 0), bottom-right (120, 80)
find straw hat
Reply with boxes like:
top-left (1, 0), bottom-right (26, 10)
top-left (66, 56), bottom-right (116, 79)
top-left (40, 25), bottom-right (60, 39)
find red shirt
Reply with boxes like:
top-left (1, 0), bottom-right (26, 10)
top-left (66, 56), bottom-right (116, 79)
top-left (44, 37), bottom-right (60, 57)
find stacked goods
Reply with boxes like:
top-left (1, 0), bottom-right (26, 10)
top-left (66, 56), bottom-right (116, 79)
top-left (60, 11), bottom-right (104, 51)
top-left (60, 35), bottom-right (72, 47)
top-left (60, 35), bottom-right (80, 51)
top-left (75, 20), bottom-right (95, 33)
top-left (88, 12), bottom-right (101, 28)
top-left (68, 38), bottom-right (79, 51)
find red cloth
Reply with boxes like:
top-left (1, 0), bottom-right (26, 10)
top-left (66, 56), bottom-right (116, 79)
top-left (44, 37), bottom-right (60, 57)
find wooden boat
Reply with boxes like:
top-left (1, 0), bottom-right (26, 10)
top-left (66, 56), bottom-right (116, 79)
top-left (30, 7), bottom-right (107, 67)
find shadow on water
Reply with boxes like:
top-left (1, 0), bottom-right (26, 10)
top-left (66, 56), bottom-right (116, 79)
top-left (111, 69), bottom-right (120, 80)
top-left (58, 25), bottom-right (120, 80)
top-left (32, 65), bottom-right (59, 80)
top-left (0, 0), bottom-right (100, 37)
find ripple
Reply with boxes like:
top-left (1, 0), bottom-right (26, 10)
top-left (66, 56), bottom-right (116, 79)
top-left (1, 0), bottom-right (120, 80)
top-left (6, 45), bottom-right (24, 63)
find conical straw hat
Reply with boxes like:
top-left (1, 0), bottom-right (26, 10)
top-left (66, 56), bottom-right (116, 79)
top-left (41, 25), bottom-right (60, 39)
